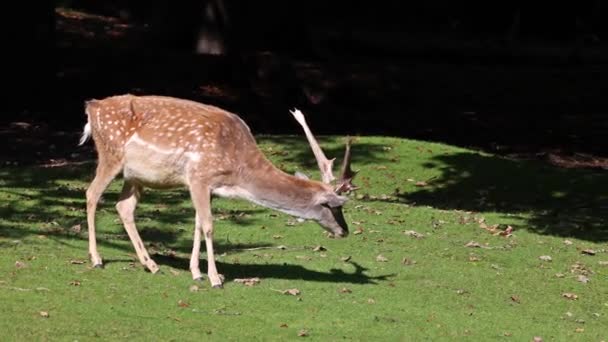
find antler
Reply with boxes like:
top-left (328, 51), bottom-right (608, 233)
top-left (290, 109), bottom-right (359, 194)
top-left (290, 108), bottom-right (336, 184)
top-left (334, 136), bottom-right (359, 194)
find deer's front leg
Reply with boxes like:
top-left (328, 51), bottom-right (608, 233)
top-left (189, 212), bottom-right (203, 281)
top-left (190, 184), bottom-right (223, 288)
top-left (85, 158), bottom-right (122, 268)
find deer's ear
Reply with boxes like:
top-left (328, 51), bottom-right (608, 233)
top-left (316, 192), bottom-right (348, 208)
top-left (294, 171), bottom-right (309, 180)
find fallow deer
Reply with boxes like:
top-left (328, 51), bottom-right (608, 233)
top-left (78, 94), bottom-right (357, 288)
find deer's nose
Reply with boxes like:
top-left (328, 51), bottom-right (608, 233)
top-left (334, 230), bottom-right (348, 238)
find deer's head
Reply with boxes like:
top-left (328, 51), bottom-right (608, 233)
top-left (290, 109), bottom-right (359, 238)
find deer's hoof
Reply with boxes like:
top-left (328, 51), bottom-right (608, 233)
top-left (212, 284), bottom-right (224, 289)
top-left (93, 263), bottom-right (104, 269)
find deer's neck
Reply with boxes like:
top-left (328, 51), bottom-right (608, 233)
top-left (216, 155), bottom-right (322, 219)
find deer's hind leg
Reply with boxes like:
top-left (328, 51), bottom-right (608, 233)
top-left (116, 181), bottom-right (159, 273)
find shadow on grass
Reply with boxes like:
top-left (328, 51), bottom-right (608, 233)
top-left (388, 151), bottom-right (608, 241)
top-left (29, 231), bottom-right (391, 285)
top-left (153, 254), bottom-right (392, 285)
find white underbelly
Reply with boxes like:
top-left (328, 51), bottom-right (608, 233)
top-left (123, 139), bottom-right (189, 188)
top-left (212, 185), bottom-right (253, 199)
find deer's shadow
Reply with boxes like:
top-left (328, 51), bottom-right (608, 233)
top-left (152, 254), bottom-right (393, 285)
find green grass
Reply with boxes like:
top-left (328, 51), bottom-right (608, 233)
top-left (1, 136), bottom-right (607, 341)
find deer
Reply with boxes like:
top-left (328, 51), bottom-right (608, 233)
top-left (78, 94), bottom-right (358, 288)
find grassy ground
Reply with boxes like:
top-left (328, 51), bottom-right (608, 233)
top-left (1, 136), bottom-right (606, 341)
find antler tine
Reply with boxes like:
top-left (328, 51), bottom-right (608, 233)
top-left (290, 108), bottom-right (336, 184)
top-left (335, 136), bottom-right (359, 194)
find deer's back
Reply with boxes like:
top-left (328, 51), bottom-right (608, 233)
top-left (87, 94), bottom-right (262, 188)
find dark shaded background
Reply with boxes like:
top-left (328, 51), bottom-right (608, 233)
top-left (2, 1), bottom-right (608, 166)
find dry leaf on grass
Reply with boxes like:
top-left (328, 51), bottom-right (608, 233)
top-left (313, 245), bottom-right (326, 252)
top-left (353, 227), bottom-right (364, 235)
top-left (281, 288), bottom-right (301, 296)
top-left (39, 311), bottom-right (49, 318)
top-left (577, 275), bottom-right (590, 283)
top-left (341, 256), bottom-right (352, 262)
top-left (376, 254), bottom-right (388, 262)
top-left (69, 280), bottom-right (81, 286)
top-left (403, 230), bottom-right (424, 238)
top-left (401, 258), bottom-right (416, 265)
top-left (563, 239), bottom-right (573, 246)
top-left (70, 224), bottom-right (81, 233)
top-left (581, 249), bottom-right (596, 256)
top-left (468, 255), bottom-right (481, 262)
top-left (169, 269), bottom-right (180, 276)
top-left (570, 262), bottom-right (593, 276)
top-left (178, 300), bottom-right (189, 308)
top-left (285, 289), bottom-right (300, 296)
top-left (339, 287), bottom-right (352, 294)
top-left (464, 241), bottom-right (481, 248)
top-left (189, 285), bottom-right (200, 292)
top-left (479, 221), bottom-right (513, 237)
top-left (298, 329), bottom-right (309, 337)
top-left (538, 255), bottom-right (552, 262)
top-left (562, 292), bottom-right (578, 300)
top-left (69, 259), bottom-right (85, 264)
top-left (497, 225), bottom-right (514, 237)
top-left (15, 261), bottom-right (26, 269)
top-left (234, 277), bottom-right (261, 286)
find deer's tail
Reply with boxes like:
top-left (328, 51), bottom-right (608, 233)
top-left (78, 100), bottom-right (96, 146)
top-left (78, 122), bottom-right (91, 146)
